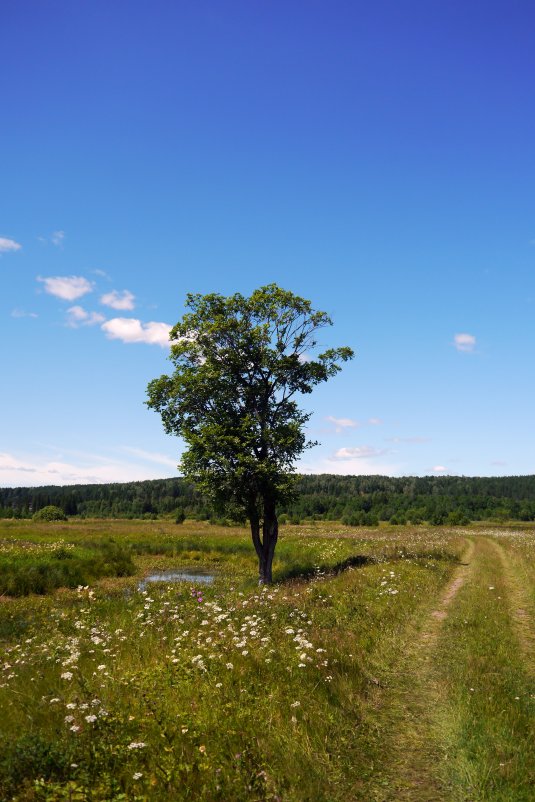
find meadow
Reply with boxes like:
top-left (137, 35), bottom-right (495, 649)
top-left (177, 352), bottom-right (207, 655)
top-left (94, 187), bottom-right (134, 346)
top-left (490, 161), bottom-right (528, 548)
top-left (1, 519), bottom-right (534, 801)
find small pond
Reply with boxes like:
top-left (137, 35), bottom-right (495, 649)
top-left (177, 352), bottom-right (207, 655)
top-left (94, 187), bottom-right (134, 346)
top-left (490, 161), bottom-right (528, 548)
top-left (138, 569), bottom-right (216, 591)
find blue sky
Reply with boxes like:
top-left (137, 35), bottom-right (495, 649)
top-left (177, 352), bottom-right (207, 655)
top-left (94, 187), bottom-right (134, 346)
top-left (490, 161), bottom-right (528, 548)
top-left (1, 0), bottom-right (534, 487)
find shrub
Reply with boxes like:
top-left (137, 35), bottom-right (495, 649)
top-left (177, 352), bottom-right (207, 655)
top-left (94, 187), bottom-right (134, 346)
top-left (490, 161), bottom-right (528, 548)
top-left (32, 505), bottom-right (67, 522)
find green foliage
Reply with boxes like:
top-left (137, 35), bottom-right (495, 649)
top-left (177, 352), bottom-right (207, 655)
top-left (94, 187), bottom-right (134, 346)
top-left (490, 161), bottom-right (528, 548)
top-left (3, 474), bottom-right (535, 524)
top-left (33, 505), bottom-right (67, 522)
top-left (147, 285), bottom-right (353, 518)
top-left (0, 734), bottom-right (72, 799)
top-left (0, 540), bottom-right (134, 596)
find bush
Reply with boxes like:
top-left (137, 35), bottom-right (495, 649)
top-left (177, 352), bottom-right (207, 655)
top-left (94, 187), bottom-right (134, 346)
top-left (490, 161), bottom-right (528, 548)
top-left (446, 510), bottom-right (471, 526)
top-left (32, 505), bottom-right (67, 522)
top-left (342, 512), bottom-right (363, 527)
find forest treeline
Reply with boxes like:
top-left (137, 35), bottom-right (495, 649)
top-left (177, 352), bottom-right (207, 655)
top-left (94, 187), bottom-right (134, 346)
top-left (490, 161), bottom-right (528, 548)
top-left (1, 474), bottom-right (535, 525)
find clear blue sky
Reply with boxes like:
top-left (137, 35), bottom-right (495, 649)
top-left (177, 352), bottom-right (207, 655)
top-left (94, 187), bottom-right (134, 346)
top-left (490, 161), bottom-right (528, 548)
top-left (1, 0), bottom-right (534, 486)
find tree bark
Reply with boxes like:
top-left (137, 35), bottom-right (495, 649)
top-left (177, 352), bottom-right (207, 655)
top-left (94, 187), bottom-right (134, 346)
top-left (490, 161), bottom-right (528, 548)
top-left (249, 508), bottom-right (262, 563)
top-left (258, 496), bottom-right (278, 584)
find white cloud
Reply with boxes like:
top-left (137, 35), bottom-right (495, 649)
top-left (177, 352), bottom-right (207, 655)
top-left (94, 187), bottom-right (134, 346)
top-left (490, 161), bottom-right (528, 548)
top-left (368, 417), bottom-right (383, 425)
top-left (331, 445), bottom-right (387, 460)
top-left (0, 237), bottom-right (22, 253)
top-left (299, 454), bottom-right (400, 476)
top-left (431, 465), bottom-right (448, 473)
top-left (38, 275), bottom-right (94, 301)
top-left (66, 305), bottom-right (105, 328)
top-left (101, 317), bottom-right (171, 347)
top-left (100, 289), bottom-right (136, 311)
top-left (325, 416), bottom-right (360, 432)
top-left (51, 230), bottom-right (65, 246)
top-left (11, 308), bottom-right (38, 319)
top-left (121, 447), bottom-right (177, 469)
top-left (453, 333), bottom-right (476, 353)
top-left (0, 451), bottom-right (169, 487)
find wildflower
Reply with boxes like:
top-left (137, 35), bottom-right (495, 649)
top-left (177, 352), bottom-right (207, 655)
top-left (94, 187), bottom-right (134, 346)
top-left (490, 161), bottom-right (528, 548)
top-left (226, 662), bottom-right (234, 669)
top-left (85, 714), bottom-right (97, 723)
top-left (70, 725), bottom-right (80, 732)
top-left (97, 665), bottom-right (106, 671)
top-left (133, 772), bottom-right (143, 780)
top-left (127, 742), bottom-right (147, 750)
top-left (66, 703), bottom-right (77, 709)
top-left (65, 715), bottom-right (75, 723)
top-left (60, 671), bottom-right (73, 680)
top-left (199, 744), bottom-right (206, 753)
top-left (290, 701), bottom-right (301, 708)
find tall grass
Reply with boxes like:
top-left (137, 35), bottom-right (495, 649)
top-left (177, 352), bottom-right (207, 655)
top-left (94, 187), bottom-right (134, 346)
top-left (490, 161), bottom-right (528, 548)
top-left (0, 522), bottom-right (461, 800)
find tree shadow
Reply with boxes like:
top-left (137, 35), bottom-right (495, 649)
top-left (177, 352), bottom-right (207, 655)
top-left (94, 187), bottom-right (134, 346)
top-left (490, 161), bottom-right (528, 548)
top-left (276, 554), bottom-right (376, 583)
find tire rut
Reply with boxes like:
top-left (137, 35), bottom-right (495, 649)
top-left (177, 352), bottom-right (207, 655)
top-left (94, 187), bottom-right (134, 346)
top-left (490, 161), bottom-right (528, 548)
top-left (373, 538), bottom-right (475, 801)
top-left (487, 537), bottom-right (535, 675)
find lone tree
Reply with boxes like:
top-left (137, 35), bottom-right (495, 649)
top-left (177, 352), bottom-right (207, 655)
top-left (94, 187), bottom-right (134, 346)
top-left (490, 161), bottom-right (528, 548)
top-left (146, 284), bottom-right (353, 583)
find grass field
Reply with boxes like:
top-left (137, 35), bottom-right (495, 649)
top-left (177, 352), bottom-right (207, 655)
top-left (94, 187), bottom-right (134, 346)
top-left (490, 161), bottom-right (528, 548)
top-left (1, 519), bottom-right (534, 801)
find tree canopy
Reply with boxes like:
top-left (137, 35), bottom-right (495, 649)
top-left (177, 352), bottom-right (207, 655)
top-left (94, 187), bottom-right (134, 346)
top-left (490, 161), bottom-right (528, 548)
top-left (146, 284), bottom-right (354, 582)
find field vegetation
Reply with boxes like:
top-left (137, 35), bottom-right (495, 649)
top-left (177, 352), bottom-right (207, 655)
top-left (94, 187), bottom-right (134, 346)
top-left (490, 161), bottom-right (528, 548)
top-left (1, 519), bottom-right (534, 800)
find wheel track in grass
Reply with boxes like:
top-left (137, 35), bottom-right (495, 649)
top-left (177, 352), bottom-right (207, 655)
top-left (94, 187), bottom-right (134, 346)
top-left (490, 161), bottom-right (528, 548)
top-left (487, 536), bottom-right (535, 677)
top-left (369, 537), bottom-right (476, 801)
top-left (369, 534), bottom-right (535, 801)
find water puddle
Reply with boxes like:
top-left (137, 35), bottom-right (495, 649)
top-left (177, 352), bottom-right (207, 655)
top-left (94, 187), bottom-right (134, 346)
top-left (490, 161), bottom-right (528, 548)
top-left (138, 569), bottom-right (216, 591)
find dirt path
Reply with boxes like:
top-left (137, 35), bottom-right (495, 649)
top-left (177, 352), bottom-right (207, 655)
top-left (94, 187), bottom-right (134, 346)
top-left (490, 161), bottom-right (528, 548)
top-left (369, 534), bottom-right (535, 801)
top-left (487, 536), bottom-right (535, 676)
top-left (370, 538), bottom-right (476, 801)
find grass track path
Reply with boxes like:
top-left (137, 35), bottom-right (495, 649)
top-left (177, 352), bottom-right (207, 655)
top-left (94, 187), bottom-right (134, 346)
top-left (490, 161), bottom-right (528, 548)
top-left (367, 536), bottom-right (535, 802)
top-left (488, 537), bottom-right (535, 676)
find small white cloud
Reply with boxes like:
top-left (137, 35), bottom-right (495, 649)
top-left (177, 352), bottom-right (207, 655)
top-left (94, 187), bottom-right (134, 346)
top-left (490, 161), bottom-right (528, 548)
top-left (100, 289), bottom-right (136, 311)
top-left (102, 317), bottom-right (171, 347)
top-left (300, 454), bottom-right (400, 476)
top-left (121, 447), bottom-right (177, 469)
top-left (453, 333), bottom-right (476, 353)
top-left (38, 275), bottom-right (94, 301)
top-left (11, 308), bottom-right (38, 319)
top-left (325, 416), bottom-right (360, 432)
top-left (51, 230), bottom-right (65, 246)
top-left (331, 446), bottom-right (387, 460)
top-left (431, 465), bottom-right (448, 473)
top-left (491, 460), bottom-right (507, 466)
top-left (0, 237), bottom-right (22, 253)
top-left (66, 305), bottom-right (105, 328)
top-left (368, 417), bottom-right (383, 425)
top-left (93, 268), bottom-right (112, 280)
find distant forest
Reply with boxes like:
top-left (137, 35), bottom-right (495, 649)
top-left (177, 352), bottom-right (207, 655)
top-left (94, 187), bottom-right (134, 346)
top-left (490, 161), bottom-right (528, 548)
top-left (2, 475), bottom-right (535, 525)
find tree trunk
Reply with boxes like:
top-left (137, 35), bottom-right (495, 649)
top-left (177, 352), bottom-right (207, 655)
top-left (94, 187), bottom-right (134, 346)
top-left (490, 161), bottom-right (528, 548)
top-left (248, 498), bottom-right (279, 584)
top-left (258, 496), bottom-right (278, 584)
